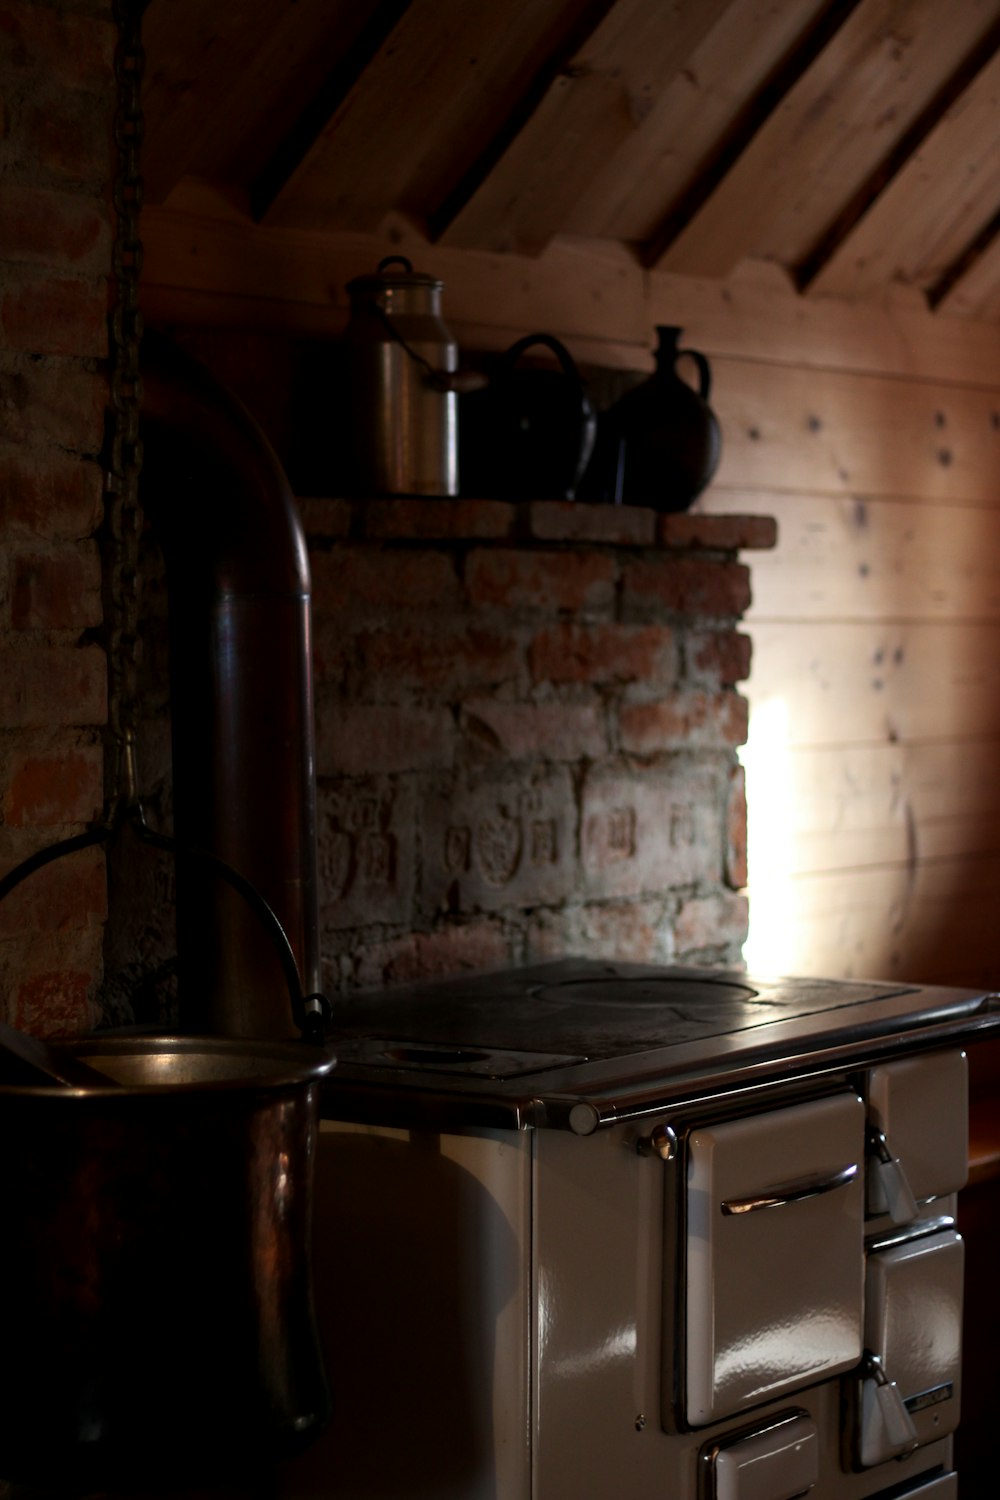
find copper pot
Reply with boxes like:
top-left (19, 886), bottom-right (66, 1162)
top-left (0, 1036), bottom-right (335, 1490)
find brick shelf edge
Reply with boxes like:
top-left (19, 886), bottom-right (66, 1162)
top-left (299, 497), bottom-right (779, 554)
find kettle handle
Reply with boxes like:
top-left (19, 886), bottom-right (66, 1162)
top-left (501, 332), bottom-right (586, 389)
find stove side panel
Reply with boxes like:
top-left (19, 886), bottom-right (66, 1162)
top-left (279, 1122), bottom-right (533, 1500)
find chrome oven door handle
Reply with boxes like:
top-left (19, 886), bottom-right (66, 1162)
top-left (720, 1162), bottom-right (858, 1216)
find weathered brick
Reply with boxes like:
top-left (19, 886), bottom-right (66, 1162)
top-left (529, 621), bottom-right (676, 685)
top-left (0, 643), bottom-right (106, 727)
top-left (359, 626), bottom-right (523, 697)
top-left (526, 899), bottom-right (674, 965)
top-left (11, 543), bottom-right (102, 628)
top-left (354, 918), bottom-right (509, 990)
top-left (725, 763), bottom-right (748, 889)
top-left (660, 513), bottom-right (778, 552)
top-left (3, 742), bottom-right (102, 826)
top-left (0, 184), bottom-right (111, 272)
top-left (673, 890), bottom-right (749, 955)
top-left (311, 547), bottom-right (460, 617)
top-left (299, 497), bottom-right (352, 540)
top-left (311, 617), bottom-right (352, 686)
top-left (315, 703), bottom-right (454, 776)
top-left (0, 844), bottom-right (106, 938)
top-left (0, 448), bottom-right (103, 539)
top-left (618, 691), bottom-right (749, 751)
top-left (527, 500), bottom-right (655, 546)
top-left (622, 557), bottom-right (751, 619)
top-left (0, 270), bottom-right (107, 357)
top-left (11, 968), bottom-right (96, 1037)
top-left (0, 358), bottom-right (106, 453)
top-left (0, 3), bottom-right (116, 93)
top-left (363, 497), bottom-right (516, 541)
top-left (460, 698), bottom-right (606, 762)
top-left (580, 762), bottom-right (721, 899)
top-left (421, 767), bottom-right (577, 914)
top-left (316, 779), bottom-right (416, 931)
top-left (578, 898), bottom-right (673, 962)
top-left (687, 629), bottom-right (752, 685)
top-left (465, 548), bottom-right (616, 615)
top-left (17, 90), bottom-right (113, 184)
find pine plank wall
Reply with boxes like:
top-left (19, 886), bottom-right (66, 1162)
top-left (142, 183), bottom-right (1000, 994)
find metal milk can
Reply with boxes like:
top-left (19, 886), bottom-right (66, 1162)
top-left (345, 255), bottom-right (459, 497)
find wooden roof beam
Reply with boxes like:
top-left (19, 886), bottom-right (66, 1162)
top-left (259, 0), bottom-right (606, 236)
top-left (795, 16), bottom-right (1000, 294)
top-left (141, 0), bottom-right (301, 206)
top-left (930, 208), bottom-right (1000, 319)
top-left (641, 0), bottom-right (865, 273)
top-left (432, 0), bottom-right (734, 257)
top-left (251, 0), bottom-right (413, 223)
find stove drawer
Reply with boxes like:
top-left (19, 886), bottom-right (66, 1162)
top-left (684, 1092), bottom-right (865, 1426)
top-left (701, 1411), bottom-right (818, 1500)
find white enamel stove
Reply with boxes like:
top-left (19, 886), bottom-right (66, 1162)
top-left (280, 960), bottom-right (1000, 1500)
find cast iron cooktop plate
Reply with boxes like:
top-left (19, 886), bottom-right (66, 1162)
top-left (330, 960), bottom-right (917, 1074)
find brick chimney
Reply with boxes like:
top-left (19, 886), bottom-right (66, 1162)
top-left (302, 498), bottom-right (775, 995)
top-left (0, 0), bottom-right (114, 1035)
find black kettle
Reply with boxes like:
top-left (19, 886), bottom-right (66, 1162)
top-left (459, 333), bottom-right (596, 501)
top-left (584, 326), bottom-right (722, 510)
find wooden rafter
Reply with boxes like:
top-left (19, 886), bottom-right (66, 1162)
top-left (797, 17), bottom-right (1000, 294)
top-left (433, 0), bottom-right (735, 256)
top-left (641, 0), bottom-right (864, 271)
top-left (649, 0), bottom-right (1000, 281)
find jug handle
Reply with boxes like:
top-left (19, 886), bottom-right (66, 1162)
top-left (676, 345), bottom-right (712, 401)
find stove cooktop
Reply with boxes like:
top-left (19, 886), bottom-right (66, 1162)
top-left (323, 959), bottom-right (1000, 1130)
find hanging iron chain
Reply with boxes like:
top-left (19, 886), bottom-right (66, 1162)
top-left (105, 0), bottom-right (146, 813)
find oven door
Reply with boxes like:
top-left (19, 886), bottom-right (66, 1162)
top-left (681, 1091), bottom-right (865, 1427)
top-left (851, 1224), bottom-right (963, 1468)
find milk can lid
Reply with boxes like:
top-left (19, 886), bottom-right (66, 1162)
top-left (347, 255), bottom-right (444, 296)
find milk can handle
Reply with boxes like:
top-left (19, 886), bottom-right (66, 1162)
top-left (0, 814), bottom-right (330, 1043)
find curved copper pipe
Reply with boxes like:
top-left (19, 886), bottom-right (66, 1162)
top-left (138, 331), bottom-right (320, 1038)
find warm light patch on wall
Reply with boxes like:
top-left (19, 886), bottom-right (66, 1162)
top-left (740, 697), bottom-right (795, 975)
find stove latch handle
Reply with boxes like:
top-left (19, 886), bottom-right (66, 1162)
top-left (859, 1350), bottom-right (919, 1461)
top-left (636, 1123), bottom-right (678, 1161)
top-left (866, 1125), bottom-right (919, 1224)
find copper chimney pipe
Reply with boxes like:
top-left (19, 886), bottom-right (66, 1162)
top-left (138, 332), bottom-right (321, 1038)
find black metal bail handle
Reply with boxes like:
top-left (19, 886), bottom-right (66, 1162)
top-left (0, 806), bottom-right (331, 1046)
top-left (370, 301), bottom-right (454, 392)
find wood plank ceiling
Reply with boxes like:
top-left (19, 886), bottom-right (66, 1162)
top-left (141, 0), bottom-right (1000, 320)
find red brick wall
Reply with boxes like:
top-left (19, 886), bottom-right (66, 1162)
top-left (0, 0), bottom-right (114, 1035)
top-left (303, 497), bottom-right (774, 993)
